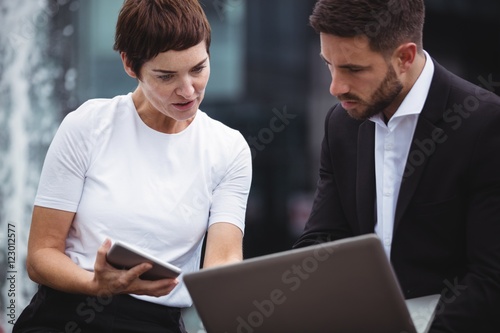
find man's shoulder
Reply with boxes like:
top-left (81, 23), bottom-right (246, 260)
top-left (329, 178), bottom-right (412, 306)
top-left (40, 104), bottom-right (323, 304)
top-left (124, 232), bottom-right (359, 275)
top-left (433, 61), bottom-right (500, 110)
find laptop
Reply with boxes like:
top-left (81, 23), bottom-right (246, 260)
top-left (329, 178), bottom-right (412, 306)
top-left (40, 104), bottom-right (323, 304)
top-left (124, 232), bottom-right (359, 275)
top-left (183, 234), bottom-right (439, 333)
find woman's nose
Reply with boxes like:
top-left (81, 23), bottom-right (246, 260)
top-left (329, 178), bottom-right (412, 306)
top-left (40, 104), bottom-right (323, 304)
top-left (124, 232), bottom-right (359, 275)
top-left (176, 77), bottom-right (195, 98)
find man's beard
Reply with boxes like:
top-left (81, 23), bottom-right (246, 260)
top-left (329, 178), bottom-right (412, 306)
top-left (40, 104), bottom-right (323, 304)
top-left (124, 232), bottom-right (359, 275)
top-left (341, 65), bottom-right (403, 121)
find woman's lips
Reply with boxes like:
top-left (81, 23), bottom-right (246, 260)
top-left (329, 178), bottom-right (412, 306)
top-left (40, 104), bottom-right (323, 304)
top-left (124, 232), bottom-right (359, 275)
top-left (172, 100), bottom-right (195, 111)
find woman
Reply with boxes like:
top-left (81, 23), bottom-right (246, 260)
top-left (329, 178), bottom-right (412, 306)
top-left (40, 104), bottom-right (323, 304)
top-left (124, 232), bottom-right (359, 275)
top-left (14, 0), bottom-right (252, 332)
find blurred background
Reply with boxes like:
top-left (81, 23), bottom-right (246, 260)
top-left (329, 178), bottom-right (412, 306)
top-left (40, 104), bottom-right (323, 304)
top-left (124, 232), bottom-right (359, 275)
top-left (1, 0), bottom-right (499, 331)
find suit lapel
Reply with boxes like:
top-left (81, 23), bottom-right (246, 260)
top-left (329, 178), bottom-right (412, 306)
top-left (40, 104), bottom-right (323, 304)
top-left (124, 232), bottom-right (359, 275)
top-left (356, 120), bottom-right (377, 233)
top-left (393, 59), bottom-right (450, 230)
top-left (394, 118), bottom-right (442, 229)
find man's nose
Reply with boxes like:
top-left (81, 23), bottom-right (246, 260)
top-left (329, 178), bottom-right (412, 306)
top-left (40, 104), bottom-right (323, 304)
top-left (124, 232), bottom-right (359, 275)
top-left (329, 71), bottom-right (349, 97)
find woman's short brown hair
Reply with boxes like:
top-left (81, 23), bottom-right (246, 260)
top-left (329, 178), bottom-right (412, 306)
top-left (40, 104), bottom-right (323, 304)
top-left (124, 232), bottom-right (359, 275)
top-left (310, 0), bottom-right (425, 55)
top-left (114, 0), bottom-right (211, 77)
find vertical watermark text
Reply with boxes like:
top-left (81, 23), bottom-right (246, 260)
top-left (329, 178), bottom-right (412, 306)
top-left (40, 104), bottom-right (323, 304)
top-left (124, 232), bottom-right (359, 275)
top-left (6, 222), bottom-right (17, 326)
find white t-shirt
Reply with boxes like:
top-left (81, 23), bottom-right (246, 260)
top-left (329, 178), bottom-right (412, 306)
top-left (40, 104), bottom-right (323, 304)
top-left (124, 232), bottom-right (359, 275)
top-left (34, 93), bottom-right (252, 307)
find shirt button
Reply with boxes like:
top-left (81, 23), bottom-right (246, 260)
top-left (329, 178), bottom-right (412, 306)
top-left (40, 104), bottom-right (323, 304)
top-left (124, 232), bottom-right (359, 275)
top-left (385, 143), bottom-right (393, 150)
top-left (384, 238), bottom-right (391, 246)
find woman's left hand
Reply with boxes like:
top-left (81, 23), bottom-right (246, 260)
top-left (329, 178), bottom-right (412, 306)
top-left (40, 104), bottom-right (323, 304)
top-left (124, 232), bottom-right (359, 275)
top-left (91, 239), bottom-right (179, 297)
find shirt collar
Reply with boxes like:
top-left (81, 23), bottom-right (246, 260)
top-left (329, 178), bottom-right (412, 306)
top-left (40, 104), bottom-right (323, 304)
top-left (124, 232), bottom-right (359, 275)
top-left (370, 50), bottom-right (435, 124)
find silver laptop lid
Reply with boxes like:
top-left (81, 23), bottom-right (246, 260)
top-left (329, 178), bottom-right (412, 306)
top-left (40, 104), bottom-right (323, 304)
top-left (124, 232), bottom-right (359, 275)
top-left (184, 234), bottom-right (417, 333)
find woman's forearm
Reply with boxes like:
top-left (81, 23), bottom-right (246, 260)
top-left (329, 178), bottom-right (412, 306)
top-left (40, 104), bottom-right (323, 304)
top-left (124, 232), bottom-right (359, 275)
top-left (27, 247), bottom-right (97, 295)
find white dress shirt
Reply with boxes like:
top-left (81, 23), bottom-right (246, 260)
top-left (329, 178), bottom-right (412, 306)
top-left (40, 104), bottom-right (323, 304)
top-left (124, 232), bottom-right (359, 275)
top-left (371, 51), bottom-right (435, 258)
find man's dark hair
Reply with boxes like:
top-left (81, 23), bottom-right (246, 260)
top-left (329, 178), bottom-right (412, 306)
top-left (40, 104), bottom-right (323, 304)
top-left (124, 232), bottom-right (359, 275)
top-left (310, 0), bottom-right (425, 54)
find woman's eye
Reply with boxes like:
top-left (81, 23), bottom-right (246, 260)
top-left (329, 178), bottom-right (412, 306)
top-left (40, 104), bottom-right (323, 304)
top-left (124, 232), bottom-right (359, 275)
top-left (192, 66), bottom-right (206, 74)
top-left (158, 74), bottom-right (174, 81)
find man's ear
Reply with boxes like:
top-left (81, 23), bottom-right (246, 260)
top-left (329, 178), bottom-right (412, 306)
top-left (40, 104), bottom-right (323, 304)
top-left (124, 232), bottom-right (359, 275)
top-left (394, 42), bottom-right (417, 74)
top-left (121, 52), bottom-right (138, 79)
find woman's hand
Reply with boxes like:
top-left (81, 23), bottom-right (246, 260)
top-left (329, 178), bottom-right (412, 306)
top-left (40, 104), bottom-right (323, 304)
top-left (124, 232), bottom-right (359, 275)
top-left (92, 239), bottom-right (178, 297)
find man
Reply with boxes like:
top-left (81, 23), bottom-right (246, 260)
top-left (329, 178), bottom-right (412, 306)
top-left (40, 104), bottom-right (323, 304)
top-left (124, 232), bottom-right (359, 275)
top-left (293, 0), bottom-right (500, 332)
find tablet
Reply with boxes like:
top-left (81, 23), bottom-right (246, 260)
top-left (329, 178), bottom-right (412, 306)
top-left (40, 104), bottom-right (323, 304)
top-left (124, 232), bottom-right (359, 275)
top-left (106, 240), bottom-right (182, 280)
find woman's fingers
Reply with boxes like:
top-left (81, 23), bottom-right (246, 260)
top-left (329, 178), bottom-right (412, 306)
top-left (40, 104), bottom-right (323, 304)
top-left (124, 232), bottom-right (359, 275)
top-left (93, 240), bottom-right (178, 297)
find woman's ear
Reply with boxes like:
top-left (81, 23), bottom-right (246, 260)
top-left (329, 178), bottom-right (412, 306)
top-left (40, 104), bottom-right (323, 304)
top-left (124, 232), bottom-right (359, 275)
top-left (121, 52), bottom-right (138, 79)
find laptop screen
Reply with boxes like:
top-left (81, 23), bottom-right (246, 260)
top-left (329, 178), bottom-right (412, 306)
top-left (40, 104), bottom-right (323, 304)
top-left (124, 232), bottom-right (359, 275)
top-left (184, 234), bottom-right (423, 333)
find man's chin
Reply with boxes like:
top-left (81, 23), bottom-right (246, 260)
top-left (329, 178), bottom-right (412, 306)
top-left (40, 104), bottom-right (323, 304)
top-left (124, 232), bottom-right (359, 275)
top-left (346, 109), bottom-right (369, 121)
top-left (345, 107), bottom-right (381, 121)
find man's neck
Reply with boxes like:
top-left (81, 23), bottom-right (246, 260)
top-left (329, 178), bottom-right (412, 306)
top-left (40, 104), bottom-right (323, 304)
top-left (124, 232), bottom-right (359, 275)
top-left (383, 52), bottom-right (427, 121)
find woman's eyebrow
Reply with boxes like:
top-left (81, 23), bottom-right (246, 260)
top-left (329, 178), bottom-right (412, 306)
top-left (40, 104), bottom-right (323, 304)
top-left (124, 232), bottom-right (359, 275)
top-left (152, 57), bottom-right (209, 73)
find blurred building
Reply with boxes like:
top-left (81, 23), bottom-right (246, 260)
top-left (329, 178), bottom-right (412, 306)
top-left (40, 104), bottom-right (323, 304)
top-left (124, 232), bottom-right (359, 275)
top-left (1, 0), bottom-right (499, 331)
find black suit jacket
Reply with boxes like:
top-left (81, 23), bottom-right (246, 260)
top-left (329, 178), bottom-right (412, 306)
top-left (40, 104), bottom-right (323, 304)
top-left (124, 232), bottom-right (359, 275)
top-left (293, 60), bottom-right (500, 332)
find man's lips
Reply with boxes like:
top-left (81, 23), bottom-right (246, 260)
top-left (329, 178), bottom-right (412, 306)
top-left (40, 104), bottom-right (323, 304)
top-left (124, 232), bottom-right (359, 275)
top-left (340, 100), bottom-right (359, 110)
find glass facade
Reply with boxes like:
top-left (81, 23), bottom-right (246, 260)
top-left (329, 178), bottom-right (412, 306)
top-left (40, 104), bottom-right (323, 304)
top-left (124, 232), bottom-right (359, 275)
top-left (1, 0), bottom-right (499, 331)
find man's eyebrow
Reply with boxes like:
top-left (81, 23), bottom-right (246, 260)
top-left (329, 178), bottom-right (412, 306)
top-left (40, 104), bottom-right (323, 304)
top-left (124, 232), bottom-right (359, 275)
top-left (152, 57), bottom-right (208, 73)
top-left (320, 54), bottom-right (369, 70)
top-left (338, 63), bottom-right (369, 70)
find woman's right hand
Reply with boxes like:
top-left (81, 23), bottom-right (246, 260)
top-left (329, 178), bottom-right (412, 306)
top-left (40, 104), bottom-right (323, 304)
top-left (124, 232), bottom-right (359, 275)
top-left (92, 239), bottom-right (179, 298)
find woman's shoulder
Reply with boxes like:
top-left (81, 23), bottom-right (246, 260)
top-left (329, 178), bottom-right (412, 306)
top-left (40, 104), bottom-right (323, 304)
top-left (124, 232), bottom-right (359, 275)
top-left (195, 110), bottom-right (249, 154)
top-left (60, 94), bottom-right (132, 131)
top-left (52, 94), bottom-right (132, 148)
top-left (196, 110), bottom-right (243, 138)
top-left (69, 94), bottom-right (131, 119)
